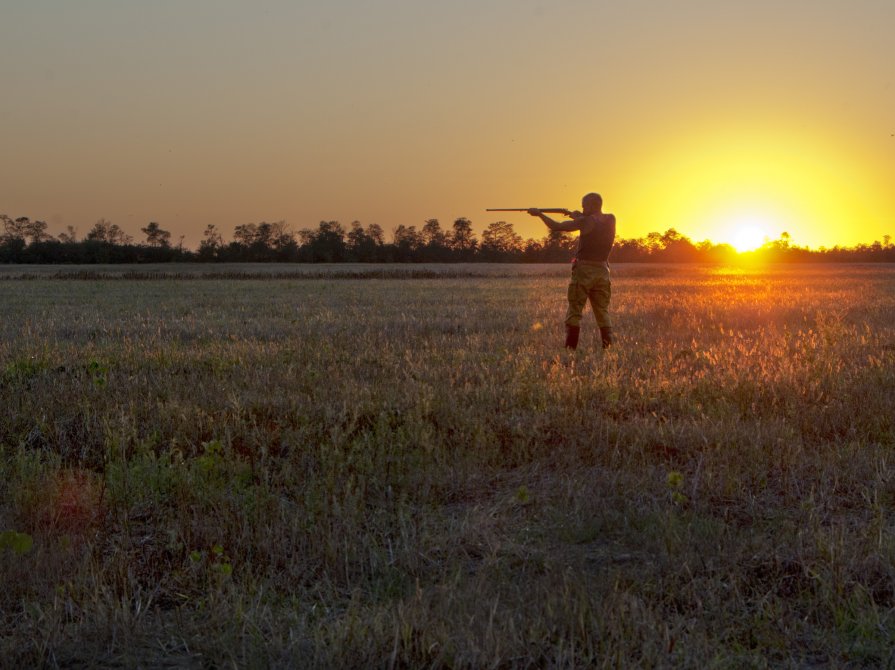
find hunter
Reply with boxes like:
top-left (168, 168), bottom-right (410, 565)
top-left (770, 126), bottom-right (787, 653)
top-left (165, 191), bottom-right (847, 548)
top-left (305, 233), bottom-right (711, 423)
top-left (529, 192), bottom-right (616, 350)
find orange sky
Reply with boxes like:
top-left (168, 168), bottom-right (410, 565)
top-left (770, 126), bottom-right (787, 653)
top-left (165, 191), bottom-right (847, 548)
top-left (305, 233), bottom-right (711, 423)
top-left (1, 1), bottom-right (893, 249)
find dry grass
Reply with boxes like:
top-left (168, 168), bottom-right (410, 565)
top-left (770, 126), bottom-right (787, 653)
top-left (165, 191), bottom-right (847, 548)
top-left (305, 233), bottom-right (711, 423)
top-left (1, 263), bottom-right (894, 668)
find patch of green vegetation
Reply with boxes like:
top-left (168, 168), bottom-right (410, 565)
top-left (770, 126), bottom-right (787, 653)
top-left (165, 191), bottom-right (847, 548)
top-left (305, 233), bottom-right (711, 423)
top-left (3, 355), bottom-right (49, 382)
top-left (0, 530), bottom-right (33, 555)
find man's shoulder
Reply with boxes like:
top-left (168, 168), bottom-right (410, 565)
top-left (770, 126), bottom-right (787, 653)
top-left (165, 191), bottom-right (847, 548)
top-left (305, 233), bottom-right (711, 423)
top-left (581, 213), bottom-right (615, 232)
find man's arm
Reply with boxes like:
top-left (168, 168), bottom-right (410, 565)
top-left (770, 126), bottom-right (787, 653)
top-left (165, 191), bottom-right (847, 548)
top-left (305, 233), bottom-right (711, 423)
top-left (528, 209), bottom-right (594, 233)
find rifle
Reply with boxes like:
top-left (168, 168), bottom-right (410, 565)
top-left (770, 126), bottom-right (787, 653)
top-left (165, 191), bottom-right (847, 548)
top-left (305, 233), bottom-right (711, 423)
top-left (486, 208), bottom-right (572, 216)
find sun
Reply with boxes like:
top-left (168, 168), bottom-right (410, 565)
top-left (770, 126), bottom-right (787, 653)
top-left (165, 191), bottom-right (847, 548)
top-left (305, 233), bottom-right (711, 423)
top-left (732, 225), bottom-right (767, 252)
top-left (726, 216), bottom-right (770, 252)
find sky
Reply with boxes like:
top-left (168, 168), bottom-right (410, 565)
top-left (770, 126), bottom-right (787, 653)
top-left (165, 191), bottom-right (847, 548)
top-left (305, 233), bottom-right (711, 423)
top-left (1, 0), bottom-right (893, 249)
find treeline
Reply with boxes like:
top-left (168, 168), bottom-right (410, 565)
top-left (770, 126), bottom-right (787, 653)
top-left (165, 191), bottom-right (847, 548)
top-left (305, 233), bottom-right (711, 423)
top-left (2, 214), bottom-right (894, 264)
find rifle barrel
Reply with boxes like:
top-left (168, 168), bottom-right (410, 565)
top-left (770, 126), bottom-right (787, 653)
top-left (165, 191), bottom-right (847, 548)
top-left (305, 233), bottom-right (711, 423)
top-left (486, 208), bottom-right (568, 213)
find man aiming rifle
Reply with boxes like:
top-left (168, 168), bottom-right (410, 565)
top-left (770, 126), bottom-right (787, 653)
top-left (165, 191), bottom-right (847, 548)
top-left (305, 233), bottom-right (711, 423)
top-left (491, 193), bottom-right (615, 350)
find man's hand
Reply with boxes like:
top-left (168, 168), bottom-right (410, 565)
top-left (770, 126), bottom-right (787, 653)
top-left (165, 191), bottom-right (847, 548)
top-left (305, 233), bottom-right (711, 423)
top-left (568, 210), bottom-right (583, 219)
top-left (527, 208), bottom-right (542, 217)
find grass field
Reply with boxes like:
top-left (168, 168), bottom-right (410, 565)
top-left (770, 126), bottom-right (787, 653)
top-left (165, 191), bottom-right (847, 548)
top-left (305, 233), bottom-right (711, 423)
top-left (1, 263), bottom-right (894, 668)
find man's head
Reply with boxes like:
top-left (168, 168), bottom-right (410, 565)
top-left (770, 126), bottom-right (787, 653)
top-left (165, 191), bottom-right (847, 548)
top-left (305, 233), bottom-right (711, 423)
top-left (582, 192), bottom-right (603, 215)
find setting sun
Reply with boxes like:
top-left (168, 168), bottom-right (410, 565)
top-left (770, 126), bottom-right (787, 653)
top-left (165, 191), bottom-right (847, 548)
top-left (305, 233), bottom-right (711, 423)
top-left (613, 116), bottom-right (892, 250)
top-left (729, 218), bottom-right (769, 252)
top-left (732, 226), bottom-right (766, 252)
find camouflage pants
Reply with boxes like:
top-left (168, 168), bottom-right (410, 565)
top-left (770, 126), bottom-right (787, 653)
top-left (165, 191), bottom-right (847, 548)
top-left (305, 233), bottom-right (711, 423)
top-left (565, 261), bottom-right (612, 328)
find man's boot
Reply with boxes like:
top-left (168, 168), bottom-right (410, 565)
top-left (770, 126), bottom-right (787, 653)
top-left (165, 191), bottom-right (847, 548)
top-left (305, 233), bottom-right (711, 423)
top-left (600, 327), bottom-right (614, 349)
top-left (565, 325), bottom-right (580, 350)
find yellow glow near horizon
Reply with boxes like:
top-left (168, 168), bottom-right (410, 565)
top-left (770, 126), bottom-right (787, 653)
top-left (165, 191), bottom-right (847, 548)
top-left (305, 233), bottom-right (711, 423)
top-left (618, 118), bottom-right (889, 249)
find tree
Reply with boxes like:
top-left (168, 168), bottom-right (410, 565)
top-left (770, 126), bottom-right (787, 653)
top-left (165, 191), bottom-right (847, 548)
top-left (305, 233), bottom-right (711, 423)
top-left (611, 237), bottom-right (650, 262)
top-left (449, 217), bottom-right (477, 259)
top-left (204, 224), bottom-right (223, 247)
top-left (86, 219), bottom-right (132, 244)
top-left (57, 226), bottom-right (79, 244)
top-left (545, 229), bottom-right (573, 256)
top-left (480, 221), bottom-right (523, 260)
top-left (298, 221), bottom-right (347, 262)
top-left (420, 218), bottom-right (450, 261)
top-left (347, 221), bottom-right (384, 262)
top-left (141, 221), bottom-right (172, 247)
top-left (643, 231), bottom-right (663, 255)
top-left (198, 224), bottom-right (223, 260)
top-left (657, 228), bottom-right (699, 262)
top-left (85, 220), bottom-right (107, 242)
top-left (347, 221), bottom-right (367, 254)
top-left (393, 225), bottom-right (422, 249)
top-left (24, 219), bottom-right (51, 244)
top-left (366, 223), bottom-right (385, 246)
top-left (233, 223), bottom-right (259, 247)
top-left (256, 221), bottom-right (293, 251)
top-left (0, 215), bottom-right (26, 261)
top-left (421, 219), bottom-right (447, 246)
top-left (392, 225), bottom-right (423, 261)
top-left (2, 215), bottom-right (31, 242)
top-left (231, 221), bottom-right (295, 261)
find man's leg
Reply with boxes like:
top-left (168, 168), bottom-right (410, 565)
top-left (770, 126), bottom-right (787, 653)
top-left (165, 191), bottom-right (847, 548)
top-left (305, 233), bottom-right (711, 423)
top-left (565, 270), bottom-right (588, 350)
top-left (588, 275), bottom-right (613, 349)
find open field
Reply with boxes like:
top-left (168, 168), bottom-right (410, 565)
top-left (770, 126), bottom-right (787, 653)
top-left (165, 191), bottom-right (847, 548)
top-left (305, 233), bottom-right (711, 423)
top-left (1, 263), bottom-right (894, 668)
top-left (0, 262), bottom-right (573, 280)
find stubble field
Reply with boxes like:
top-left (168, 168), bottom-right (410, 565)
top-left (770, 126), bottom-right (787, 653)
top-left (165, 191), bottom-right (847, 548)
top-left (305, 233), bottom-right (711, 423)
top-left (1, 263), bottom-right (894, 668)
